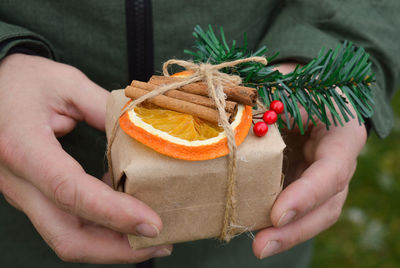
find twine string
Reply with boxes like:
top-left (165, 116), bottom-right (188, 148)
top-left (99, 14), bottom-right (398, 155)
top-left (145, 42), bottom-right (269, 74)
top-left (107, 56), bottom-right (268, 242)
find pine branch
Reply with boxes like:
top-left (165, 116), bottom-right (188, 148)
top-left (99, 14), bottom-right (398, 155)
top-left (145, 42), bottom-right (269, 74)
top-left (184, 25), bottom-right (375, 134)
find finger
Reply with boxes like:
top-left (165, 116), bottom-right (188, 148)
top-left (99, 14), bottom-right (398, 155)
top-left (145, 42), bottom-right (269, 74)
top-left (62, 73), bottom-right (110, 132)
top-left (253, 187), bottom-right (348, 259)
top-left (1, 169), bottom-right (172, 264)
top-left (272, 121), bottom-right (365, 227)
top-left (49, 113), bottom-right (78, 137)
top-left (101, 172), bottom-right (113, 187)
top-left (273, 63), bottom-right (299, 75)
top-left (0, 128), bottom-right (162, 237)
top-left (306, 120), bottom-right (367, 163)
top-left (1, 184), bottom-right (23, 211)
top-left (0, 55), bottom-right (109, 132)
top-left (270, 156), bottom-right (355, 227)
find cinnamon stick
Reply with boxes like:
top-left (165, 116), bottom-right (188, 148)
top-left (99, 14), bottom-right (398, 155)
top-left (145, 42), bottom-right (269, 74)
top-left (125, 86), bottom-right (232, 124)
top-left (148, 75), bottom-right (257, 106)
top-left (131, 80), bottom-right (238, 114)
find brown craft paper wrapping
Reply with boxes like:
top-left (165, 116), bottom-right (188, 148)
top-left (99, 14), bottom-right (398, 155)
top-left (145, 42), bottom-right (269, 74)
top-left (105, 90), bottom-right (286, 249)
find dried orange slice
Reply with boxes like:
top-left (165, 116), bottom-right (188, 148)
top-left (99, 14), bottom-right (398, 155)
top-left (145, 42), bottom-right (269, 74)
top-left (119, 103), bottom-right (252, 161)
top-left (119, 72), bottom-right (253, 160)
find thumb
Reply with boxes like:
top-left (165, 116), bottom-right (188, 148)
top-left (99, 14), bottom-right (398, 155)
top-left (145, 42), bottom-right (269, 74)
top-left (4, 126), bottom-right (162, 237)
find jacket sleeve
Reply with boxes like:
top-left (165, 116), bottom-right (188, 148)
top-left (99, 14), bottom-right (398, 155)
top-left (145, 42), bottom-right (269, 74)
top-left (0, 21), bottom-right (54, 61)
top-left (258, 0), bottom-right (400, 138)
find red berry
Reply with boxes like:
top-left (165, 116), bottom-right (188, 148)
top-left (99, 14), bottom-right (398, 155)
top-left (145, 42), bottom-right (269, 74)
top-left (263, 110), bottom-right (278, 124)
top-left (270, 100), bottom-right (284, 114)
top-left (253, 122), bottom-right (268, 137)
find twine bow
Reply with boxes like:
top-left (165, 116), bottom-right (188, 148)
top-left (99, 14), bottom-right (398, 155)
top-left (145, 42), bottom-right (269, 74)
top-left (107, 56), bottom-right (268, 242)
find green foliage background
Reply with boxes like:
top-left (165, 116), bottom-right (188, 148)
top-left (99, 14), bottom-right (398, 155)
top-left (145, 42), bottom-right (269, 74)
top-left (311, 90), bottom-right (400, 267)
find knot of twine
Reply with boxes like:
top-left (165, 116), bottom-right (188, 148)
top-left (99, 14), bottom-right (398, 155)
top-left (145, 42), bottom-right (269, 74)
top-left (107, 56), bottom-right (268, 242)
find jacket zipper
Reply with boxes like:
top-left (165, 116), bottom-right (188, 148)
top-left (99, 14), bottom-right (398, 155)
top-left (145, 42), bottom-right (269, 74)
top-left (125, 0), bottom-right (154, 82)
top-left (125, 5), bottom-right (155, 268)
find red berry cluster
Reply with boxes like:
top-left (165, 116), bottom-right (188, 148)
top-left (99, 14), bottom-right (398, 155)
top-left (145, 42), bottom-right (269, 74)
top-left (253, 100), bottom-right (284, 137)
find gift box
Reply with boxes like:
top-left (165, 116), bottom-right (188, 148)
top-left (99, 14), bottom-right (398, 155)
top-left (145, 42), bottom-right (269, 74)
top-left (105, 90), bottom-right (285, 249)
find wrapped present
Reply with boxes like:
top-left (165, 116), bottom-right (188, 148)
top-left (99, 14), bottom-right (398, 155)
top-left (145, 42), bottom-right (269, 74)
top-left (105, 90), bottom-right (285, 249)
top-left (104, 23), bottom-right (377, 250)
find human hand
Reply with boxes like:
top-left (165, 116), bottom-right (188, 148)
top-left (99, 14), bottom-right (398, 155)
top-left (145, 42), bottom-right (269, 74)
top-left (252, 63), bottom-right (367, 259)
top-left (0, 54), bottom-right (172, 263)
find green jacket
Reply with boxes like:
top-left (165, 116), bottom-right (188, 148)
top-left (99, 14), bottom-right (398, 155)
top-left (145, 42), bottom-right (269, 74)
top-left (0, 1), bottom-right (399, 267)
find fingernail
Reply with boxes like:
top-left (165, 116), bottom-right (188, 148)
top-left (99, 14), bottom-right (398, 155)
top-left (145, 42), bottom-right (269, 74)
top-left (277, 210), bottom-right (296, 227)
top-left (136, 223), bottom-right (160, 238)
top-left (260, 240), bottom-right (281, 259)
top-left (153, 248), bottom-right (171, 258)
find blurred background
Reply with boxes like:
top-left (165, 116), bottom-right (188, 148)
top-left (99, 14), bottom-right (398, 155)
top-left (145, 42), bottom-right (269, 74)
top-left (311, 91), bottom-right (400, 267)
